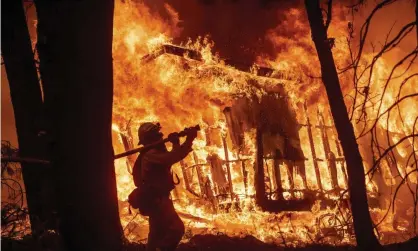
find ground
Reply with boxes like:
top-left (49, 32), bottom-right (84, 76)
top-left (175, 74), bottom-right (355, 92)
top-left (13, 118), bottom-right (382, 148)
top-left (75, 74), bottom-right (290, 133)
top-left (2, 234), bottom-right (418, 251)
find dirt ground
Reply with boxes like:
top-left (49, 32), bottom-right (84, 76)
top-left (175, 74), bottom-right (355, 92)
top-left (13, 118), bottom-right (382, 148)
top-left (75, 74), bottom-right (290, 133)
top-left (2, 234), bottom-right (418, 251)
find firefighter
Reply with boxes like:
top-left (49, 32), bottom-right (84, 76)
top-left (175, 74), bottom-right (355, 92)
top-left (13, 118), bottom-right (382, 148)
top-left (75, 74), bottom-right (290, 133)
top-left (133, 122), bottom-right (197, 251)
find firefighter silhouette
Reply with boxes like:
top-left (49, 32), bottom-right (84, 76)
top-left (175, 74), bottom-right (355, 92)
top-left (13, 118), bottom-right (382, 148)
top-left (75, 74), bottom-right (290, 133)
top-left (131, 122), bottom-right (198, 251)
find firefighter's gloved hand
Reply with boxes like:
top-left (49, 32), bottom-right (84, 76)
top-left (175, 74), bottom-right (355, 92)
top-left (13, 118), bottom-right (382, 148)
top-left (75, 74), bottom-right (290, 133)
top-left (168, 132), bottom-right (180, 145)
top-left (186, 127), bottom-right (198, 139)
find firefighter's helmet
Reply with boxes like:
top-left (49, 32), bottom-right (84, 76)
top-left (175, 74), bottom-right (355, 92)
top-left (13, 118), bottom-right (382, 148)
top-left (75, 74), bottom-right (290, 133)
top-left (137, 122), bottom-right (161, 145)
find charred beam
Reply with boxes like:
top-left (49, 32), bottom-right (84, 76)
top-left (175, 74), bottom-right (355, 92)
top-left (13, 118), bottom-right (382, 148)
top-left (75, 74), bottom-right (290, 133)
top-left (273, 149), bottom-right (284, 201)
top-left (255, 127), bottom-right (267, 208)
top-left (193, 152), bottom-right (206, 197)
top-left (241, 160), bottom-right (248, 197)
top-left (120, 132), bottom-right (135, 172)
top-left (223, 107), bottom-right (244, 148)
top-left (330, 119), bottom-right (348, 187)
top-left (205, 128), bottom-right (212, 146)
top-left (264, 159), bottom-right (274, 199)
top-left (318, 111), bottom-right (339, 189)
top-left (180, 160), bottom-right (191, 191)
top-left (140, 44), bottom-right (293, 80)
top-left (303, 103), bottom-right (323, 191)
top-left (261, 198), bottom-right (313, 212)
top-left (221, 135), bottom-right (234, 199)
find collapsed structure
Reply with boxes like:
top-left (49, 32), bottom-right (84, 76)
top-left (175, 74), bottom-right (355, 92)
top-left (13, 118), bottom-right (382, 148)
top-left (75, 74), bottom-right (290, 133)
top-left (111, 44), bottom-right (388, 243)
top-left (110, 0), bottom-right (417, 245)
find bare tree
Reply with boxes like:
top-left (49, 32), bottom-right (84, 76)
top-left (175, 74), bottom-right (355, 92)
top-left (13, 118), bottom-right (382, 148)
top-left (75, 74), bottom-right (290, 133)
top-left (342, 0), bottom-right (418, 236)
top-left (416, 0), bottom-right (418, 41)
top-left (304, 0), bottom-right (382, 250)
top-left (1, 0), bottom-right (55, 236)
top-left (34, 0), bottom-right (123, 250)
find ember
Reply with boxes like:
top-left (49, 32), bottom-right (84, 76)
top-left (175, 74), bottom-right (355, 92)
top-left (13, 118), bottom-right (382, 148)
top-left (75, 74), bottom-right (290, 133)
top-left (110, 0), bottom-right (417, 247)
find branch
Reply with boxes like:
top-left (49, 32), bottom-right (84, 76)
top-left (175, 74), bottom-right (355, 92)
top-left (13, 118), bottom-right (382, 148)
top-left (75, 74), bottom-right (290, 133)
top-left (325, 0), bottom-right (333, 32)
top-left (416, 0), bottom-right (418, 44)
top-left (368, 133), bottom-right (418, 175)
top-left (1, 156), bottom-right (50, 165)
top-left (354, 0), bottom-right (398, 65)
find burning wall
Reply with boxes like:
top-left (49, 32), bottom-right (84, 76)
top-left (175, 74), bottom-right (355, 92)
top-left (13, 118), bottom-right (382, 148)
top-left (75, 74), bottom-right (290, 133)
top-left (111, 0), bottom-right (418, 246)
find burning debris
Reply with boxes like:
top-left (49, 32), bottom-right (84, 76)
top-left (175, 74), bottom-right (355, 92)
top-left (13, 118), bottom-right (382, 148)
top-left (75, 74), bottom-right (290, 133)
top-left (2, 0), bottom-right (417, 250)
top-left (109, 0), bottom-right (417, 247)
top-left (112, 43), bottom-right (384, 244)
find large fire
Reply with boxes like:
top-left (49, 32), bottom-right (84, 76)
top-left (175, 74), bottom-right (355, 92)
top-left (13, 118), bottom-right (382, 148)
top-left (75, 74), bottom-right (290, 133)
top-left (111, 0), bottom-right (417, 246)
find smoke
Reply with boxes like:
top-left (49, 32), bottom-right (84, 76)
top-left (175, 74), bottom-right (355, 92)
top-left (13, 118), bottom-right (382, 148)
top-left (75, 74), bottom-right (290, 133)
top-left (142, 0), bottom-right (303, 63)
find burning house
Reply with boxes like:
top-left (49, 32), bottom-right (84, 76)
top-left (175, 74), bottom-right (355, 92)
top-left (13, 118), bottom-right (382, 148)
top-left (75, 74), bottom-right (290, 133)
top-left (112, 43), bottom-right (383, 244)
top-left (1, 0), bottom-right (417, 250)
top-left (109, 0), bottom-right (417, 246)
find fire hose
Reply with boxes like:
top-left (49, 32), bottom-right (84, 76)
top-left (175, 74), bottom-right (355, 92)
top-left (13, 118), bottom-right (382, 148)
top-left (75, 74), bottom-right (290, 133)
top-left (2, 125), bottom-right (200, 164)
top-left (113, 124), bottom-right (200, 159)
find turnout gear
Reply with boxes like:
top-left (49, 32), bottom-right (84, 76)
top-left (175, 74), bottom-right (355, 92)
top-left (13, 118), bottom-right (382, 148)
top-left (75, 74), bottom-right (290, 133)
top-left (128, 123), bottom-right (199, 251)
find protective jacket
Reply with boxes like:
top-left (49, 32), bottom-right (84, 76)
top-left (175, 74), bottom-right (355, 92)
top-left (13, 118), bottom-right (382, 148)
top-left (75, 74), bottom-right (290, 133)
top-left (133, 138), bottom-right (193, 196)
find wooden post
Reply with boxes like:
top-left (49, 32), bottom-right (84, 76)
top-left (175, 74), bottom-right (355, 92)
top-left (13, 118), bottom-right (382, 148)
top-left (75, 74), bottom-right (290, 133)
top-left (120, 132), bottom-right (135, 173)
top-left (255, 127), bottom-right (267, 207)
top-left (180, 160), bottom-right (191, 191)
top-left (273, 149), bottom-right (284, 201)
top-left (205, 128), bottom-right (212, 146)
top-left (284, 138), bottom-right (295, 193)
top-left (317, 111), bottom-right (339, 189)
top-left (241, 161), bottom-right (248, 197)
top-left (204, 178), bottom-right (218, 213)
top-left (304, 103), bottom-right (323, 191)
top-left (221, 135), bottom-right (234, 200)
top-left (193, 152), bottom-right (206, 197)
top-left (264, 159), bottom-right (273, 199)
top-left (330, 116), bottom-right (349, 187)
top-left (223, 107), bottom-right (244, 148)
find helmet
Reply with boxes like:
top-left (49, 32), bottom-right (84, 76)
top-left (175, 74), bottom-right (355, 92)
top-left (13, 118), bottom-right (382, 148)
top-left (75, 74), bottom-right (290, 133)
top-left (137, 122), bottom-right (161, 145)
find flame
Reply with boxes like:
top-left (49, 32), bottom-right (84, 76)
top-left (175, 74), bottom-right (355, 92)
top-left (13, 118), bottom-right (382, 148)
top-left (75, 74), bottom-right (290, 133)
top-left (111, 0), bottom-right (417, 246)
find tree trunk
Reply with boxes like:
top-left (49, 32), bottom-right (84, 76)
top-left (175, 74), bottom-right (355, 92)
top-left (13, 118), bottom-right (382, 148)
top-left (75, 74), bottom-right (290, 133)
top-left (415, 0), bottom-right (417, 43)
top-left (34, 1), bottom-right (123, 250)
top-left (1, 0), bottom-right (55, 236)
top-left (304, 1), bottom-right (382, 250)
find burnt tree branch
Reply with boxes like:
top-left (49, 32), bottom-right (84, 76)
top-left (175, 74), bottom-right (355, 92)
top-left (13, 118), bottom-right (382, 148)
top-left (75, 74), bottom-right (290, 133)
top-left (304, 0), bottom-right (382, 249)
top-left (1, 0), bottom-right (55, 236)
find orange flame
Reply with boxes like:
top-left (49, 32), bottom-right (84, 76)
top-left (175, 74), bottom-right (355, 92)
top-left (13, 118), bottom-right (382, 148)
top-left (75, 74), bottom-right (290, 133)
top-left (112, 0), bottom-right (418, 245)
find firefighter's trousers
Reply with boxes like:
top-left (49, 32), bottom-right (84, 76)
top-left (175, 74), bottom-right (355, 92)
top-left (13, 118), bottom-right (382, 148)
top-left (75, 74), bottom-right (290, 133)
top-left (146, 196), bottom-right (185, 251)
